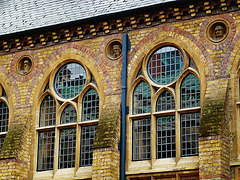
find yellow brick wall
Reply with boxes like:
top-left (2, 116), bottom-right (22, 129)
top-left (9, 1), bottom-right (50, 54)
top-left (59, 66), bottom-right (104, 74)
top-left (0, 9), bottom-right (239, 180)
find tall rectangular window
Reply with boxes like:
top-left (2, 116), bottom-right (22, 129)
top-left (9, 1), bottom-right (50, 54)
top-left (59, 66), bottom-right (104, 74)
top-left (133, 118), bottom-right (151, 161)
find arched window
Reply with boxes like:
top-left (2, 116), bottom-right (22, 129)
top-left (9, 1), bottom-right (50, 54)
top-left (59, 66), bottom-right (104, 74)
top-left (130, 46), bottom-right (201, 163)
top-left (0, 87), bottom-right (9, 153)
top-left (36, 62), bottom-right (99, 173)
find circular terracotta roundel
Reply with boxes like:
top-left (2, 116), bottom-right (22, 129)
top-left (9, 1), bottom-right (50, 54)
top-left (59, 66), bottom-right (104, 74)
top-left (17, 56), bottom-right (33, 76)
top-left (206, 19), bottom-right (229, 43)
top-left (105, 39), bottom-right (122, 60)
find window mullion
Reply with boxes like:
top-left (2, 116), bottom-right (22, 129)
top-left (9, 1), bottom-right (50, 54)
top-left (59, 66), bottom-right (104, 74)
top-left (75, 124), bottom-right (81, 173)
top-left (53, 126), bottom-right (59, 176)
top-left (175, 111), bottom-right (181, 163)
top-left (151, 114), bottom-right (156, 167)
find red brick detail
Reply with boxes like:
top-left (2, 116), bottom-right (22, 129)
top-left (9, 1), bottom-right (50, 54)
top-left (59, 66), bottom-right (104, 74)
top-left (25, 43), bottom-right (112, 104)
top-left (10, 51), bottom-right (39, 82)
top-left (128, 24), bottom-right (213, 81)
top-left (199, 14), bottom-right (236, 80)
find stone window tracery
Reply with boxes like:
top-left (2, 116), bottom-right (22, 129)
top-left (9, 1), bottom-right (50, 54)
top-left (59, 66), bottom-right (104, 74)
top-left (36, 61), bottom-right (99, 172)
top-left (0, 87), bottom-right (9, 153)
top-left (129, 45), bottom-right (201, 163)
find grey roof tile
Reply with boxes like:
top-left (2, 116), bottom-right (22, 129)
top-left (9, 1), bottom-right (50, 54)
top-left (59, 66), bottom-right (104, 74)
top-left (0, 0), bottom-right (177, 36)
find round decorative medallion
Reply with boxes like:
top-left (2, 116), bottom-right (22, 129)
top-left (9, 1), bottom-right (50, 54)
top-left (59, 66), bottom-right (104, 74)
top-left (105, 39), bottom-right (122, 60)
top-left (17, 56), bottom-right (33, 76)
top-left (206, 19), bottom-right (229, 43)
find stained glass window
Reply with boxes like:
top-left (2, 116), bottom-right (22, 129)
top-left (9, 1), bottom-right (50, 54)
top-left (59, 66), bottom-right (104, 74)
top-left (0, 102), bottom-right (9, 132)
top-left (59, 128), bottom-right (76, 169)
top-left (37, 62), bottom-right (99, 173)
top-left (61, 105), bottom-right (77, 124)
top-left (40, 95), bottom-right (56, 127)
top-left (131, 46), bottom-right (201, 164)
top-left (156, 91), bottom-right (175, 111)
top-left (148, 46), bottom-right (184, 85)
top-left (82, 89), bottom-right (99, 121)
top-left (38, 131), bottom-right (55, 171)
top-left (157, 116), bottom-right (176, 158)
top-left (133, 118), bottom-right (151, 160)
top-left (181, 73), bottom-right (200, 108)
top-left (133, 81), bottom-right (151, 114)
top-left (181, 112), bottom-right (200, 156)
top-left (80, 125), bottom-right (97, 166)
top-left (54, 63), bottom-right (86, 99)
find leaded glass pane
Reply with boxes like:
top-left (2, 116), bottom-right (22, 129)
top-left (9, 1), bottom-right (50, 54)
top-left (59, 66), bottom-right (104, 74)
top-left (54, 63), bottom-right (86, 99)
top-left (0, 136), bottom-right (5, 153)
top-left (59, 128), bottom-right (76, 169)
top-left (181, 112), bottom-right (200, 156)
top-left (82, 89), bottom-right (99, 121)
top-left (157, 116), bottom-right (176, 159)
top-left (133, 81), bottom-right (151, 114)
top-left (40, 95), bottom-right (56, 127)
top-left (181, 74), bottom-right (200, 108)
top-left (38, 131), bottom-right (55, 171)
top-left (148, 46), bottom-right (184, 85)
top-left (156, 91), bottom-right (175, 111)
top-left (133, 118), bottom-right (151, 160)
top-left (0, 102), bottom-right (8, 132)
top-left (61, 105), bottom-right (77, 124)
top-left (80, 125), bottom-right (97, 166)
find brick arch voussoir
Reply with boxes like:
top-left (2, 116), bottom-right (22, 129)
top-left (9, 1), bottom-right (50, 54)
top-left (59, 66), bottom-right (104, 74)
top-left (0, 65), bottom-right (20, 107)
top-left (26, 43), bottom-right (110, 104)
top-left (199, 14), bottom-right (236, 79)
top-left (128, 25), bottom-right (213, 81)
top-left (228, 31), bottom-right (240, 75)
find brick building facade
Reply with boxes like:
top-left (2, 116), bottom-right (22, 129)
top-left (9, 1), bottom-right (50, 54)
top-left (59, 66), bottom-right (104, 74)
top-left (0, 0), bottom-right (240, 179)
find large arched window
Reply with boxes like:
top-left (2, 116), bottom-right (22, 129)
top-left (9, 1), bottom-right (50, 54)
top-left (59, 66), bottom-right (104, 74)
top-left (36, 62), bottom-right (100, 174)
top-left (129, 46), bottom-right (201, 163)
top-left (0, 86), bottom-right (9, 153)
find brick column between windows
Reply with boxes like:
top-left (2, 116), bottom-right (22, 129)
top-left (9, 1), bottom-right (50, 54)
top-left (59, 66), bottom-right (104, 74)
top-left (92, 102), bottom-right (121, 179)
top-left (0, 114), bottom-right (31, 179)
top-left (199, 79), bottom-right (231, 180)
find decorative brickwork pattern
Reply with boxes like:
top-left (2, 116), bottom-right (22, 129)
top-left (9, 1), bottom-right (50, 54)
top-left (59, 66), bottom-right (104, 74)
top-left (92, 147), bottom-right (120, 180)
top-left (199, 135), bottom-right (230, 180)
top-left (0, 114), bottom-right (31, 179)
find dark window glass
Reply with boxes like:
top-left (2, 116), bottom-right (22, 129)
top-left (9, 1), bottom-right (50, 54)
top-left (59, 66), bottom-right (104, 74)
top-left (59, 128), bottom-right (76, 169)
top-left (156, 91), bottom-right (175, 111)
top-left (80, 125), bottom-right (97, 166)
top-left (157, 116), bottom-right (176, 159)
top-left (133, 81), bottom-right (151, 114)
top-left (181, 74), bottom-right (200, 108)
top-left (148, 46), bottom-right (184, 85)
top-left (133, 118), bottom-right (151, 160)
top-left (38, 131), bottom-right (55, 171)
top-left (54, 63), bottom-right (86, 99)
top-left (40, 95), bottom-right (56, 127)
top-left (181, 112), bottom-right (200, 156)
top-left (82, 89), bottom-right (99, 121)
top-left (0, 102), bottom-right (9, 132)
top-left (61, 105), bottom-right (77, 124)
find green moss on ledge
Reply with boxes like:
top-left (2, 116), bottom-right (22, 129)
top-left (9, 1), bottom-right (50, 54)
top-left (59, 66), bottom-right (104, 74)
top-left (93, 105), bottom-right (120, 149)
top-left (200, 97), bottom-right (225, 137)
top-left (0, 124), bottom-right (25, 159)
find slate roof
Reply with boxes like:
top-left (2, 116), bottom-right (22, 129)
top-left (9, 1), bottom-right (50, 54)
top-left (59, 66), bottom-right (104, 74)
top-left (0, 0), bottom-right (177, 36)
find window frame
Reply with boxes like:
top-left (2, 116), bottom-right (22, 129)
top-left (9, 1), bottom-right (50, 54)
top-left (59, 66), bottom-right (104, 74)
top-left (126, 44), bottom-right (202, 175)
top-left (0, 87), bottom-right (10, 153)
top-left (34, 61), bottom-right (101, 179)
